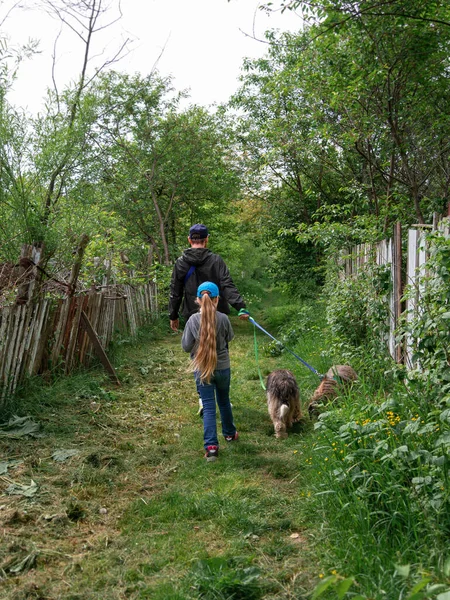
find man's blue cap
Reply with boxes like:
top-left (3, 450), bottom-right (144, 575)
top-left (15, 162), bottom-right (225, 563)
top-left (189, 223), bottom-right (209, 240)
top-left (197, 282), bottom-right (219, 298)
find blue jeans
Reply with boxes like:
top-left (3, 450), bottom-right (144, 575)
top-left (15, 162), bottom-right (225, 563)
top-left (195, 368), bottom-right (236, 449)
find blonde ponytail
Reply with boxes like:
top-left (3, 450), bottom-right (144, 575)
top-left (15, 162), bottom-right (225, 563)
top-left (192, 293), bottom-right (219, 383)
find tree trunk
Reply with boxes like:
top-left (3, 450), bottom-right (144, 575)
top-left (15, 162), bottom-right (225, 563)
top-left (68, 234), bottom-right (90, 296)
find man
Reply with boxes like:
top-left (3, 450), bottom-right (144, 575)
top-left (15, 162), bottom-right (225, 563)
top-left (169, 223), bottom-right (249, 331)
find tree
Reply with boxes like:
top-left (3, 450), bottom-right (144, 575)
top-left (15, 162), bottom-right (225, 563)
top-left (86, 71), bottom-right (240, 265)
top-left (233, 0), bottom-right (450, 237)
top-left (37, 0), bottom-right (130, 228)
top-left (0, 0), bottom-right (130, 267)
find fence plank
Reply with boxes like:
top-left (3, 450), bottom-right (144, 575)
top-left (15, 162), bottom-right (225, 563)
top-left (27, 300), bottom-right (51, 376)
top-left (0, 280), bottom-right (160, 400)
top-left (80, 311), bottom-right (120, 384)
top-left (405, 229), bottom-right (420, 368)
top-left (10, 304), bottom-right (32, 395)
top-left (393, 223), bottom-right (403, 363)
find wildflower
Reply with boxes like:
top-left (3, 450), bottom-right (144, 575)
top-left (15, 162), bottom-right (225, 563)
top-left (319, 573), bottom-right (324, 578)
top-left (331, 569), bottom-right (337, 575)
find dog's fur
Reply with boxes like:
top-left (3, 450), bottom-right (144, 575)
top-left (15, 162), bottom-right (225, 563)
top-left (308, 365), bottom-right (357, 418)
top-left (266, 369), bottom-right (302, 439)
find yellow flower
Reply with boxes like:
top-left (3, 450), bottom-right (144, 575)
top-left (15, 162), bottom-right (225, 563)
top-left (331, 569), bottom-right (337, 575)
top-left (319, 573), bottom-right (324, 578)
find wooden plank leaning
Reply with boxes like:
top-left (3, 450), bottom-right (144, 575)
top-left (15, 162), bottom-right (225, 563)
top-left (80, 311), bottom-right (120, 385)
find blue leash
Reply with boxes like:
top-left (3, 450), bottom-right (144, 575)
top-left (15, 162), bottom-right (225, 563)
top-left (248, 316), bottom-right (323, 380)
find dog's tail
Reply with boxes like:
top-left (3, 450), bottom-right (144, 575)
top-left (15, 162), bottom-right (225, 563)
top-left (279, 404), bottom-right (290, 420)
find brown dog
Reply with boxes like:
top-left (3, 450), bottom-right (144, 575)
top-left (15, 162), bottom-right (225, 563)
top-left (266, 369), bottom-right (302, 438)
top-left (308, 365), bottom-right (358, 418)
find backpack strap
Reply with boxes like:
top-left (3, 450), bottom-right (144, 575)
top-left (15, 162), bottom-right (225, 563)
top-left (184, 265), bottom-right (196, 284)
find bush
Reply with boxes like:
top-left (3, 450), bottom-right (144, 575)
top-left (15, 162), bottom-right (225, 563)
top-left (324, 250), bottom-right (394, 384)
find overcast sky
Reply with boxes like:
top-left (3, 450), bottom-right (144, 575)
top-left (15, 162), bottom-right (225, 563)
top-left (3, 0), bottom-right (303, 114)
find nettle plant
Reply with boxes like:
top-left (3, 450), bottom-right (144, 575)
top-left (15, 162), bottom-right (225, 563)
top-left (324, 248), bottom-right (393, 377)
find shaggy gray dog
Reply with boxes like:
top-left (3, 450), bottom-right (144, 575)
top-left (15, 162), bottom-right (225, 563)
top-left (266, 369), bottom-right (302, 439)
top-left (308, 365), bottom-right (358, 418)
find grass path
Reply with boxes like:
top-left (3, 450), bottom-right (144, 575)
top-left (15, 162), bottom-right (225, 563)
top-left (1, 315), bottom-right (325, 599)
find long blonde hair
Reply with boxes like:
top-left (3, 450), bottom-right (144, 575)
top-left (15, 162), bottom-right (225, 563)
top-left (192, 292), bottom-right (219, 383)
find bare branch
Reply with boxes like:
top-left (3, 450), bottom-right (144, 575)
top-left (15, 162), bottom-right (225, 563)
top-left (50, 26), bottom-right (62, 105)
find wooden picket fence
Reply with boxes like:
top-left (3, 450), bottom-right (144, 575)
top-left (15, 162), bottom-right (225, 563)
top-left (340, 218), bottom-right (449, 367)
top-left (0, 283), bottom-right (159, 405)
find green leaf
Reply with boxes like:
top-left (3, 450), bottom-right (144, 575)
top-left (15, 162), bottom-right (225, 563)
top-left (0, 415), bottom-right (41, 438)
top-left (443, 557), bottom-right (450, 577)
top-left (6, 479), bottom-right (38, 497)
top-left (406, 577), bottom-right (433, 599)
top-left (437, 592), bottom-right (450, 600)
top-left (0, 459), bottom-right (23, 474)
top-left (428, 585), bottom-right (450, 593)
top-left (395, 564), bottom-right (411, 577)
top-left (435, 433), bottom-right (450, 447)
top-left (7, 552), bottom-right (38, 574)
top-left (312, 575), bottom-right (338, 599)
top-left (336, 577), bottom-right (355, 599)
top-left (52, 449), bottom-right (80, 462)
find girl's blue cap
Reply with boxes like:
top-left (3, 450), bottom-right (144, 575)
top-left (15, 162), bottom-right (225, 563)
top-left (197, 282), bottom-right (219, 298)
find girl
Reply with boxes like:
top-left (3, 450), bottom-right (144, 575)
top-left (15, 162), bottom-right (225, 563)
top-left (181, 281), bottom-right (238, 462)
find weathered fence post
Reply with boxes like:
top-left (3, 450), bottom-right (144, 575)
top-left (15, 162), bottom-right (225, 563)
top-left (68, 234), bottom-right (90, 297)
top-left (15, 243), bottom-right (44, 305)
top-left (393, 222), bottom-right (403, 363)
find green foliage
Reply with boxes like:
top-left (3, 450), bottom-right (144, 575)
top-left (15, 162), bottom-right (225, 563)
top-left (85, 71), bottom-right (241, 266)
top-left (188, 557), bottom-right (268, 600)
top-left (233, 0), bottom-right (450, 294)
top-left (324, 253), bottom-right (393, 378)
top-left (307, 374), bottom-right (450, 595)
top-left (400, 229), bottom-right (450, 406)
top-left (311, 574), bottom-right (356, 599)
top-left (295, 231), bottom-right (450, 597)
top-left (0, 68), bottom-right (245, 280)
top-left (256, 294), bottom-right (330, 385)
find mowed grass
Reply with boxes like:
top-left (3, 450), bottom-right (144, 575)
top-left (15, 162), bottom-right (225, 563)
top-left (0, 313), bottom-right (326, 599)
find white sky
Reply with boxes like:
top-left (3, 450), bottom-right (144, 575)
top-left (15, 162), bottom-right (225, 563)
top-left (3, 0), bottom-right (303, 114)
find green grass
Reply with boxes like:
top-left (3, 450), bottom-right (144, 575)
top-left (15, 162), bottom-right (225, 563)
top-left (3, 293), bottom-right (447, 599)
top-left (0, 297), bottom-right (324, 600)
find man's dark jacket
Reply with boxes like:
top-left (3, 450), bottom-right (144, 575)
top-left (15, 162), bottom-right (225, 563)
top-left (169, 248), bottom-right (246, 321)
